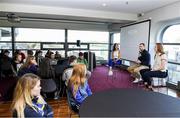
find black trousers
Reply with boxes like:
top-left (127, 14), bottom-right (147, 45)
top-left (140, 69), bottom-right (168, 86)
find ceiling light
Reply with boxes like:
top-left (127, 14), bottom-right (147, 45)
top-left (102, 3), bottom-right (107, 7)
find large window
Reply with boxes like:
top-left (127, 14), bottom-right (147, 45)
top-left (68, 30), bottom-right (109, 43)
top-left (15, 28), bottom-right (65, 42)
top-left (162, 25), bottom-right (180, 84)
top-left (0, 27), bottom-right (12, 57)
top-left (68, 30), bottom-right (109, 60)
top-left (14, 28), bottom-right (65, 57)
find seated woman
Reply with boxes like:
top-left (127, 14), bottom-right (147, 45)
top-left (140, 43), bottom-right (168, 91)
top-left (18, 56), bottom-right (38, 76)
top-left (12, 73), bottom-right (53, 117)
top-left (108, 43), bottom-right (121, 67)
top-left (68, 64), bottom-right (92, 105)
top-left (12, 53), bottom-right (23, 75)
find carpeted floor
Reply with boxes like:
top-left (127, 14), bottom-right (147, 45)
top-left (88, 65), bottom-right (142, 93)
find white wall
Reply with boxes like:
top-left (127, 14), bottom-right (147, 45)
top-left (139, 1), bottom-right (180, 64)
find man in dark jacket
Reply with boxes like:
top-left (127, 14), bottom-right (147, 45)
top-left (127, 43), bottom-right (151, 83)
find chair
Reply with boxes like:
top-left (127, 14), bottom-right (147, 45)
top-left (41, 79), bottom-right (58, 99)
top-left (152, 70), bottom-right (169, 94)
top-left (66, 88), bottom-right (80, 117)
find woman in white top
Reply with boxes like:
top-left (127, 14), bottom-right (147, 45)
top-left (140, 43), bottom-right (168, 91)
top-left (108, 43), bottom-right (121, 67)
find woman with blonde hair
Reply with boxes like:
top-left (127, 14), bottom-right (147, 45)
top-left (140, 43), bottom-right (168, 91)
top-left (68, 64), bottom-right (92, 104)
top-left (12, 73), bottom-right (53, 117)
top-left (18, 55), bottom-right (38, 76)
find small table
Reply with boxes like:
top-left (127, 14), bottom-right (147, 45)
top-left (79, 89), bottom-right (180, 117)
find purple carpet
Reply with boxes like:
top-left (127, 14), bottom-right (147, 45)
top-left (88, 66), bottom-right (143, 93)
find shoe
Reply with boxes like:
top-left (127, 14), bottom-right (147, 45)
top-left (132, 79), bottom-right (139, 83)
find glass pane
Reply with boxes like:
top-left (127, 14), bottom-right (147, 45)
top-left (0, 27), bottom-right (11, 41)
top-left (15, 43), bottom-right (40, 49)
top-left (113, 33), bottom-right (120, 44)
top-left (90, 44), bottom-right (108, 50)
top-left (164, 45), bottom-right (180, 63)
top-left (68, 30), bottom-right (109, 43)
top-left (91, 50), bottom-right (108, 60)
top-left (68, 44), bottom-right (87, 49)
top-left (42, 50), bottom-right (65, 58)
top-left (67, 50), bottom-right (87, 57)
top-left (163, 25), bottom-right (180, 43)
top-left (43, 44), bottom-right (64, 49)
top-left (0, 43), bottom-right (12, 49)
top-left (168, 63), bottom-right (180, 84)
top-left (15, 28), bottom-right (65, 42)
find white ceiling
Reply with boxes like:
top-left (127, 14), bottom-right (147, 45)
top-left (0, 0), bottom-right (179, 13)
top-left (0, 0), bottom-right (180, 24)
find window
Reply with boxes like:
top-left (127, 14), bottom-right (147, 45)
top-left (15, 28), bottom-right (65, 42)
top-left (162, 25), bottom-right (180, 84)
top-left (0, 27), bottom-right (12, 57)
top-left (68, 30), bottom-right (109, 61)
top-left (68, 30), bottom-right (109, 43)
top-left (0, 27), bottom-right (12, 41)
top-left (113, 33), bottom-right (120, 44)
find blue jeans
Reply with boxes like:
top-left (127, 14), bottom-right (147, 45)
top-left (108, 59), bottom-right (122, 67)
top-left (140, 69), bottom-right (168, 86)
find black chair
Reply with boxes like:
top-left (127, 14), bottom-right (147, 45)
top-left (152, 70), bottom-right (169, 94)
top-left (66, 88), bottom-right (80, 117)
top-left (41, 79), bottom-right (58, 99)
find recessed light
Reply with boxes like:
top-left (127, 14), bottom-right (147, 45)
top-left (102, 3), bottom-right (107, 7)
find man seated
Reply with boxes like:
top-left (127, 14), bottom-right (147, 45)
top-left (127, 43), bottom-right (151, 83)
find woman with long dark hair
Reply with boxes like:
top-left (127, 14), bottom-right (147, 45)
top-left (108, 43), bottom-right (121, 67)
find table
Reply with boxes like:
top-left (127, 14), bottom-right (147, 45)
top-left (79, 89), bottom-right (180, 117)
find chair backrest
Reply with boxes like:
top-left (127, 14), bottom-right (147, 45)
top-left (41, 79), bottom-right (57, 93)
top-left (38, 58), bottom-right (55, 79)
top-left (66, 88), bottom-right (80, 113)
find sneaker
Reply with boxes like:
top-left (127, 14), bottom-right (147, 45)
top-left (132, 79), bottom-right (139, 83)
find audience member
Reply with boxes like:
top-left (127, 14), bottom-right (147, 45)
top-left (18, 56), bottom-right (38, 76)
top-left (140, 43), bottom-right (168, 91)
top-left (77, 52), bottom-right (88, 69)
top-left (68, 64), bottom-right (92, 104)
top-left (35, 50), bottom-right (44, 66)
top-left (12, 73), bottom-right (53, 117)
top-left (27, 50), bottom-right (34, 57)
top-left (12, 53), bottom-right (23, 75)
top-left (63, 55), bottom-right (91, 86)
top-left (55, 51), bottom-right (61, 60)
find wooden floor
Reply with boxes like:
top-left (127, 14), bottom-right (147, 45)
top-left (0, 97), bottom-right (78, 118)
top-left (0, 88), bottom-right (179, 117)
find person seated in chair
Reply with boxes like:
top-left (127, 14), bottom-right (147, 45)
top-left (127, 43), bottom-right (151, 83)
top-left (108, 43), bottom-right (121, 67)
top-left (18, 56), bottom-right (38, 76)
top-left (68, 64), bottom-right (92, 105)
top-left (140, 43), bottom-right (168, 91)
top-left (63, 56), bottom-right (91, 86)
top-left (12, 73), bottom-right (53, 117)
top-left (77, 52), bottom-right (88, 69)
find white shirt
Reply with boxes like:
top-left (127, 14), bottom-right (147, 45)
top-left (153, 53), bottom-right (167, 72)
top-left (113, 50), bottom-right (119, 59)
